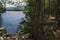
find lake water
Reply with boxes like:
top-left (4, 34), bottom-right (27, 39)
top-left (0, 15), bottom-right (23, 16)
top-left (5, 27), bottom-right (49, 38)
top-left (1, 11), bottom-right (26, 35)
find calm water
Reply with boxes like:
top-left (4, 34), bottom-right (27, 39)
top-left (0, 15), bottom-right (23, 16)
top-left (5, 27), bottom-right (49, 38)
top-left (1, 11), bottom-right (26, 35)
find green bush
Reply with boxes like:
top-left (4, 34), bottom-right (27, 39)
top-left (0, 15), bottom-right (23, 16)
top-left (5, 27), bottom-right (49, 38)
top-left (0, 2), bottom-right (5, 13)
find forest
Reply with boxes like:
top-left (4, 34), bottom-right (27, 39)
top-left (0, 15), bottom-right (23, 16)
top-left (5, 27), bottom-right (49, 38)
top-left (0, 0), bottom-right (60, 40)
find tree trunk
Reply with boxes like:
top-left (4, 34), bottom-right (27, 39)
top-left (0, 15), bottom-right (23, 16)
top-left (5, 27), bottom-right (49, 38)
top-left (0, 14), bottom-right (2, 27)
top-left (32, 0), bottom-right (42, 40)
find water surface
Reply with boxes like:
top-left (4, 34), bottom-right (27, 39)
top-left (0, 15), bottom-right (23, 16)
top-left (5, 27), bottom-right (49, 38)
top-left (1, 11), bottom-right (26, 35)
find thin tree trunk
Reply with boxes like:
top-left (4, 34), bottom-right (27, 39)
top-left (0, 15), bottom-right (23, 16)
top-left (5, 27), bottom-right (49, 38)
top-left (0, 14), bottom-right (2, 27)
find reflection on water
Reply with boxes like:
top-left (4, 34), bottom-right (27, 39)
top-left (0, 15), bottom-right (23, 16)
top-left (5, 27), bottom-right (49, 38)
top-left (1, 11), bottom-right (26, 35)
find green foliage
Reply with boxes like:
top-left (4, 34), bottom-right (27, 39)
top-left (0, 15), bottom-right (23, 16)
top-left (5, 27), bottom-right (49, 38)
top-left (20, 0), bottom-right (35, 35)
top-left (0, 2), bottom-right (5, 13)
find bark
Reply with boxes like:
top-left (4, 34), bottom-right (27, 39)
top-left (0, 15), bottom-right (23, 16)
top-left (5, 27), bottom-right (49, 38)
top-left (0, 14), bottom-right (2, 27)
top-left (32, 0), bottom-right (42, 40)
